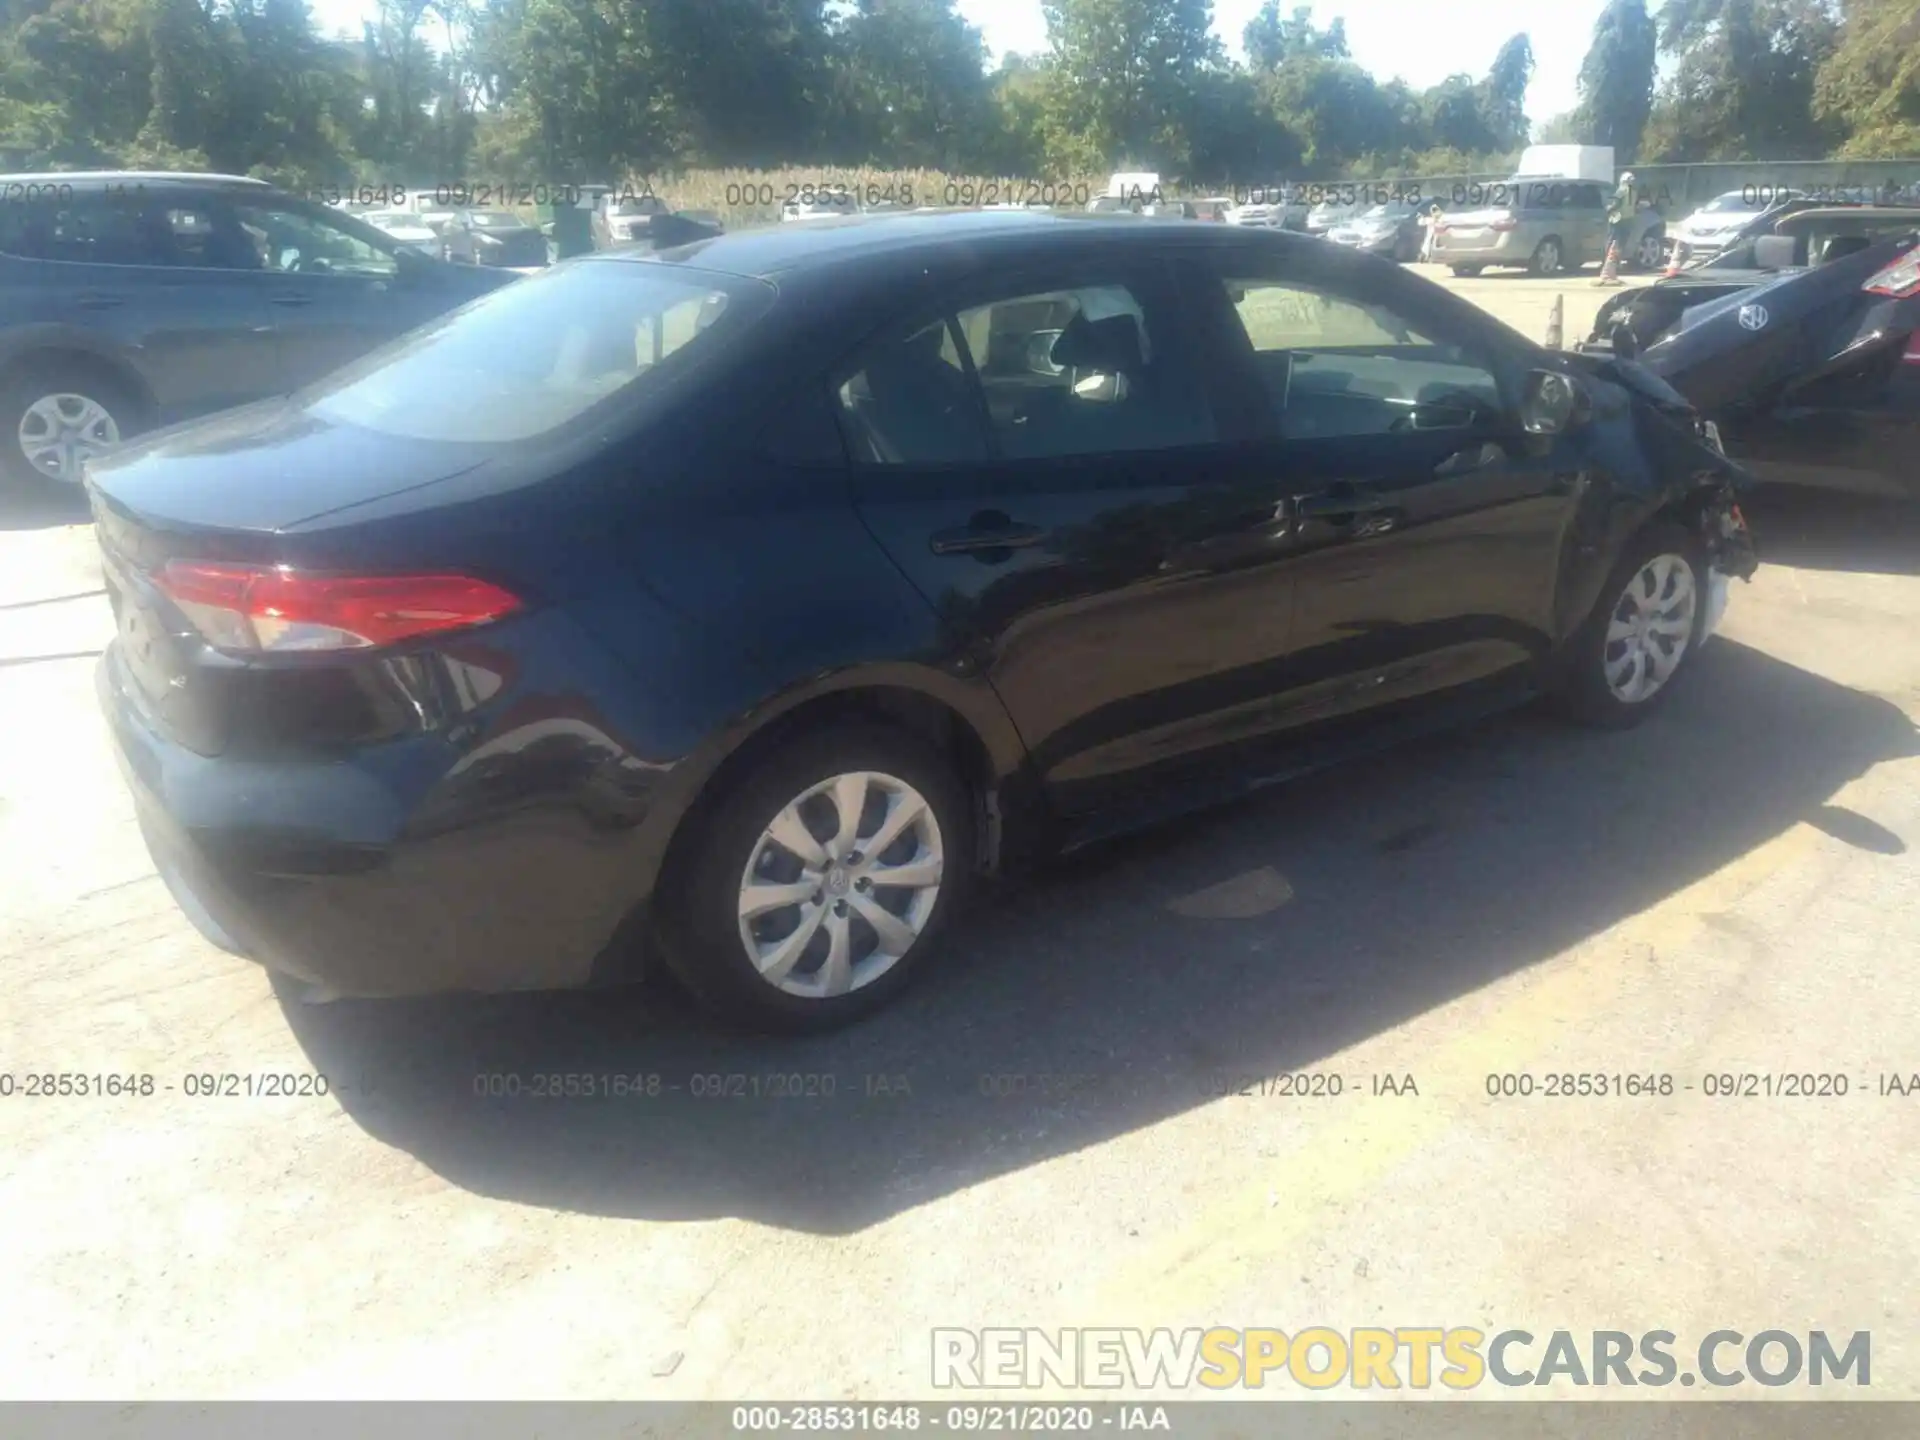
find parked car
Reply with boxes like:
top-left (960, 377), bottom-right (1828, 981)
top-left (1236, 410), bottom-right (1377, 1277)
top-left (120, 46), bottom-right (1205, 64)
top-left (1587, 212), bottom-right (1920, 499)
top-left (88, 211), bottom-right (1755, 1033)
top-left (360, 207), bottom-right (442, 252)
top-left (1433, 177), bottom-right (1666, 276)
top-left (1324, 200), bottom-right (1426, 263)
top-left (1590, 205), bottom-right (1920, 351)
top-left (1306, 198), bottom-right (1366, 237)
top-left (0, 170), bottom-right (514, 492)
top-left (435, 208), bottom-right (550, 270)
top-left (782, 194), bottom-right (861, 222)
top-left (591, 193), bottom-right (671, 248)
top-left (1668, 189), bottom-right (1800, 262)
top-left (1226, 190), bottom-right (1309, 230)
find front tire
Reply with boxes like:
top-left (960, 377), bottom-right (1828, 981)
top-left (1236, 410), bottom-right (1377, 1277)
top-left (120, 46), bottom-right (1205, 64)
top-left (1549, 522), bottom-right (1707, 729)
top-left (1451, 265), bottom-right (1484, 278)
top-left (656, 722), bottom-right (973, 1033)
top-left (1632, 228), bottom-right (1666, 270)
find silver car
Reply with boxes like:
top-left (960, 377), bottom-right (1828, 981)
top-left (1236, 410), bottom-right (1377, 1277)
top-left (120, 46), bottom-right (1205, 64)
top-left (1431, 178), bottom-right (1667, 276)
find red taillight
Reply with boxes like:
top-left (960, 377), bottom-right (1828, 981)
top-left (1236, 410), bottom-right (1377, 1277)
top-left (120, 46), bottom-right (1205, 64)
top-left (1490, 217), bottom-right (1518, 232)
top-left (154, 563), bottom-right (523, 653)
top-left (1864, 248), bottom-right (1920, 298)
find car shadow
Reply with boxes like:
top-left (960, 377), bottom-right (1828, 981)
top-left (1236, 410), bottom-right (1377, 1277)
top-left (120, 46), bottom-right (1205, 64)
top-left (279, 638), bottom-right (1918, 1233)
top-left (1743, 489), bottom-right (1920, 576)
top-left (0, 483), bottom-right (90, 533)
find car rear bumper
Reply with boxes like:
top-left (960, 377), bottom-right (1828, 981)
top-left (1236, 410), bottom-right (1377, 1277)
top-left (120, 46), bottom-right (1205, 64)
top-left (96, 647), bottom-right (634, 998)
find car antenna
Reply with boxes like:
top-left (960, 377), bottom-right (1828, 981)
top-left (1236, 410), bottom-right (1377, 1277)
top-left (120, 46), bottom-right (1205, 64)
top-left (1544, 294), bottom-right (1564, 350)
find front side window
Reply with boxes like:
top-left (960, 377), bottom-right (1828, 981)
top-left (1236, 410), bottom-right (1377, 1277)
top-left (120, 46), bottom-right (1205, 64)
top-left (1220, 277), bottom-right (1503, 439)
top-left (834, 279), bottom-right (1215, 464)
top-left (305, 263), bottom-right (768, 443)
top-left (226, 201), bottom-right (398, 278)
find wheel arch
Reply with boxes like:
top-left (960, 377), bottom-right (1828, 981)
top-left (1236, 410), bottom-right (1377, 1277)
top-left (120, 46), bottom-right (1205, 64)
top-left (638, 662), bottom-right (1040, 906)
top-left (0, 337), bottom-right (157, 427)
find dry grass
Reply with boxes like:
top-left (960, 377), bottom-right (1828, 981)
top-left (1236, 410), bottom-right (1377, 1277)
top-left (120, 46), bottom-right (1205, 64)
top-left (622, 166), bottom-right (1110, 229)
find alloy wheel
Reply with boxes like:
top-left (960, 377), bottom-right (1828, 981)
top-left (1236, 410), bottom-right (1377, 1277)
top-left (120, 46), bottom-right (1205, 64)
top-left (1604, 554), bottom-right (1697, 703)
top-left (1533, 240), bottom-right (1562, 275)
top-left (736, 769), bottom-right (945, 1000)
top-left (18, 393), bottom-right (120, 485)
top-left (1635, 232), bottom-right (1665, 269)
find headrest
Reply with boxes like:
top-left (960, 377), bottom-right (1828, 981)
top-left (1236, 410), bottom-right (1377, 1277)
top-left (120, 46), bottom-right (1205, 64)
top-left (1051, 313), bottom-right (1144, 373)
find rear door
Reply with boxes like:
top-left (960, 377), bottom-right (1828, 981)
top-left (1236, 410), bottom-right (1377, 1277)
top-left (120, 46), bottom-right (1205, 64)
top-left (836, 253), bottom-right (1304, 819)
top-left (1188, 243), bottom-right (1582, 749)
top-left (0, 186), bottom-right (281, 425)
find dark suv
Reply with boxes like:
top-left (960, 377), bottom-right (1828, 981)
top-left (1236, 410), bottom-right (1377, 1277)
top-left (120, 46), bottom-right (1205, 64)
top-left (0, 171), bottom-right (515, 493)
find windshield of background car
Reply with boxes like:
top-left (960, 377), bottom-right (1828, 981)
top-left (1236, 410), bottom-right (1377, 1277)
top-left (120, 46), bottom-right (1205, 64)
top-left (470, 211), bottom-right (523, 228)
top-left (1703, 193), bottom-right (1769, 214)
top-left (304, 263), bottom-right (774, 443)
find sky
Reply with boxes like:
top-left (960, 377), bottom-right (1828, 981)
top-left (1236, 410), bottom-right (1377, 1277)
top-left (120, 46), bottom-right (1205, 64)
top-left (307, 0), bottom-right (1609, 129)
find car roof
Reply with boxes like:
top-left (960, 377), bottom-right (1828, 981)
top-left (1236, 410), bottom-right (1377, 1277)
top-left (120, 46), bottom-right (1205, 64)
top-left (1774, 205), bottom-right (1920, 230)
top-left (588, 208), bottom-right (1272, 279)
top-left (0, 170), bottom-right (271, 189)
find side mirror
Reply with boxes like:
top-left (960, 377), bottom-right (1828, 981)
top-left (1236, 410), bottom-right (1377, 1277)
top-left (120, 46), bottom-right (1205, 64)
top-left (1521, 369), bottom-right (1591, 435)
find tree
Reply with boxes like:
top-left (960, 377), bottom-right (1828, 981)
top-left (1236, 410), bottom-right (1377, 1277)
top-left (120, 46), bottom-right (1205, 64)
top-left (831, 0), bottom-right (992, 169)
top-left (1242, 1), bottom-right (1347, 70)
top-left (1482, 33), bottom-right (1534, 150)
top-left (1573, 0), bottom-right (1658, 159)
top-left (1643, 0), bottom-right (1843, 160)
top-left (1040, 0), bottom-right (1222, 170)
top-left (1814, 0), bottom-right (1920, 156)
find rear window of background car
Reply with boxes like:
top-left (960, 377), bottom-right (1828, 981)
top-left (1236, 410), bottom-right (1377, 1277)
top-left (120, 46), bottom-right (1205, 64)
top-left (0, 191), bottom-right (167, 265)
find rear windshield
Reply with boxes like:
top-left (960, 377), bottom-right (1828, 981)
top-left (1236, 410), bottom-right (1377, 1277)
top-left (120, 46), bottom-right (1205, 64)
top-left (305, 262), bottom-right (774, 443)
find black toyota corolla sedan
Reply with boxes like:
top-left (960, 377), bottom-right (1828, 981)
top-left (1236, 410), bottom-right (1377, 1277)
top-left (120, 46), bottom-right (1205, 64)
top-left (88, 210), bottom-right (1756, 1032)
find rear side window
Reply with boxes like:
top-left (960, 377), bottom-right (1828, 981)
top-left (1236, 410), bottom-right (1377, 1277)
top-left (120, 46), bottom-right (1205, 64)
top-left (305, 262), bottom-right (769, 443)
top-left (835, 279), bottom-right (1216, 464)
top-left (0, 190), bottom-right (169, 265)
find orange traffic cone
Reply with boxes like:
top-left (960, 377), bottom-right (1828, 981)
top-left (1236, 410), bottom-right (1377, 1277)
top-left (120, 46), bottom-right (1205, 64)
top-left (1662, 239), bottom-right (1688, 279)
top-left (1595, 239), bottom-right (1624, 287)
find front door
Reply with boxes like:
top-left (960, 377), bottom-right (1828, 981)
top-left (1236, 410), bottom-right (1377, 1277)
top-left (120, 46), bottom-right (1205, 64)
top-left (835, 257), bottom-right (1304, 820)
top-left (215, 196), bottom-right (435, 389)
top-left (1188, 245), bottom-right (1583, 756)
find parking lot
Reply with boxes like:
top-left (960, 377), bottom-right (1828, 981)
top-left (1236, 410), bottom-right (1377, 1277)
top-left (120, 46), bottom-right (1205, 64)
top-left (3, 268), bottom-right (1919, 1401)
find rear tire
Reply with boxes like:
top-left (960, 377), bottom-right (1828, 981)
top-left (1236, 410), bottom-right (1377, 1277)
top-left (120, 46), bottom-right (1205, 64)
top-left (1529, 237), bottom-right (1564, 276)
top-left (1548, 522), bottom-right (1708, 730)
top-left (0, 359), bottom-right (141, 496)
top-left (1451, 265), bottom-right (1483, 278)
top-left (656, 722), bottom-right (973, 1034)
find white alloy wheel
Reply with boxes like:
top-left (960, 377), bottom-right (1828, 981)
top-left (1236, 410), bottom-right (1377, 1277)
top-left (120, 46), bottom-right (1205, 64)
top-left (1603, 553), bottom-right (1698, 703)
top-left (736, 769), bottom-right (945, 1000)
